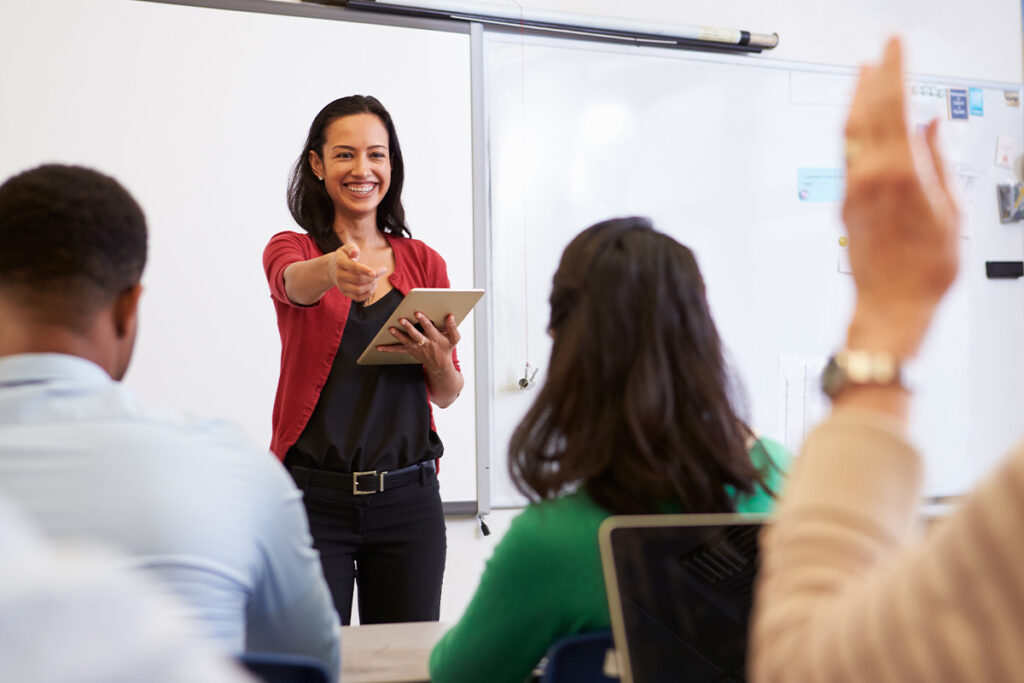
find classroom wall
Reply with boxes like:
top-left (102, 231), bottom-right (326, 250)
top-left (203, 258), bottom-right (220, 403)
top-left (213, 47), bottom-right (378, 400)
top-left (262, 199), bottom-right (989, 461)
top-left (438, 0), bottom-right (1024, 623)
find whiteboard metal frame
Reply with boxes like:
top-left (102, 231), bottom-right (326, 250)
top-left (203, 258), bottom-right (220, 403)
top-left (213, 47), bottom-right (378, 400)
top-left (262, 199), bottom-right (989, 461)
top-left (470, 21), bottom-right (494, 516)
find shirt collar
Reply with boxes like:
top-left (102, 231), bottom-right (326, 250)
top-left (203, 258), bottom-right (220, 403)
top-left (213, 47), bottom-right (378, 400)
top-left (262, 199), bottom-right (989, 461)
top-left (0, 354), bottom-right (113, 389)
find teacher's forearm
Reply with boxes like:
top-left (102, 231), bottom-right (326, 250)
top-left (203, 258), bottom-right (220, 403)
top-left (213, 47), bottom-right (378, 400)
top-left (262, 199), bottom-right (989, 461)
top-left (426, 365), bottom-right (463, 409)
top-left (282, 254), bottom-right (335, 305)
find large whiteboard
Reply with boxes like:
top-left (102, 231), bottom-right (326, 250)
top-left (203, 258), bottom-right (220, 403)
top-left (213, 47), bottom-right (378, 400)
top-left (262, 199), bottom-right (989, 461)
top-left (0, 0), bottom-right (480, 506)
top-left (485, 32), bottom-right (1024, 506)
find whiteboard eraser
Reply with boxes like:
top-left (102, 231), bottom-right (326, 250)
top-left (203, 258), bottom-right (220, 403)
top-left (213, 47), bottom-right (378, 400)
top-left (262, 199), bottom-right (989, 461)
top-left (985, 261), bottom-right (1024, 278)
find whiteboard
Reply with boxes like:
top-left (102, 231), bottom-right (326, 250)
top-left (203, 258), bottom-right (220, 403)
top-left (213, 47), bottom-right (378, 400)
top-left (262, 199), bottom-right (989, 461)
top-left (0, 0), bottom-right (479, 507)
top-left (485, 32), bottom-right (1024, 506)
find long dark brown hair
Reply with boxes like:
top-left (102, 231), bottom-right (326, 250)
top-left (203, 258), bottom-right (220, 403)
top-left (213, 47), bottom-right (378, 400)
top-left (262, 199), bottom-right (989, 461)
top-left (287, 95), bottom-right (410, 254)
top-left (508, 217), bottom-right (769, 515)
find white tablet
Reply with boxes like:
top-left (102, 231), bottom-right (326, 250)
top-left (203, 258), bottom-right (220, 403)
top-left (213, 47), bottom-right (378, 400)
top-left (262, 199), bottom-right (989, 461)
top-left (356, 288), bottom-right (485, 366)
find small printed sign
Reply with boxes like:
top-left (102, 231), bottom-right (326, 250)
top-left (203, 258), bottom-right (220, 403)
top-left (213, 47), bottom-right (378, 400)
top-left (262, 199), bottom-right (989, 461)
top-left (797, 167), bottom-right (845, 203)
top-left (996, 136), bottom-right (1016, 168)
top-left (1005, 90), bottom-right (1020, 107)
top-left (969, 88), bottom-right (984, 116)
top-left (948, 88), bottom-right (969, 120)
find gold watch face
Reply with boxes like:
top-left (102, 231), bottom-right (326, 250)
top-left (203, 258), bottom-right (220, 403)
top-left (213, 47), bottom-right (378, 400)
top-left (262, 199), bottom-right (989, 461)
top-left (820, 350), bottom-right (903, 400)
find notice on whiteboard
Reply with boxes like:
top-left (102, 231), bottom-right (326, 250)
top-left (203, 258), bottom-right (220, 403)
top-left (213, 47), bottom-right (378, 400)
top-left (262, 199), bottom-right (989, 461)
top-left (948, 88), bottom-right (969, 120)
top-left (796, 167), bottom-right (845, 202)
top-left (778, 356), bottom-right (829, 453)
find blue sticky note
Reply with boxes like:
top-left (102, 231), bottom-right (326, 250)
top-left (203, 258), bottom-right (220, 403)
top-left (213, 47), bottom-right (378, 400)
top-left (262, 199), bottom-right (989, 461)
top-left (969, 88), bottom-right (984, 116)
top-left (948, 88), bottom-right (969, 120)
top-left (797, 167), bottom-right (845, 202)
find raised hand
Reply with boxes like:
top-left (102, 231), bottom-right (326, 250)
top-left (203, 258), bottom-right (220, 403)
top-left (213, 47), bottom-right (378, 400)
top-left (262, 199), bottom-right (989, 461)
top-left (842, 37), bottom-right (961, 358)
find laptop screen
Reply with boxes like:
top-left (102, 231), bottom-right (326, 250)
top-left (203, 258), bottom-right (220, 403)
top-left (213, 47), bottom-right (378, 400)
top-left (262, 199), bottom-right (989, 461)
top-left (599, 514), bottom-right (767, 683)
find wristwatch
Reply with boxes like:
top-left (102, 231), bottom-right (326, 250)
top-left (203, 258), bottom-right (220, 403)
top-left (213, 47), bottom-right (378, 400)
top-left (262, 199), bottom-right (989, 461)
top-left (820, 349), bottom-right (904, 400)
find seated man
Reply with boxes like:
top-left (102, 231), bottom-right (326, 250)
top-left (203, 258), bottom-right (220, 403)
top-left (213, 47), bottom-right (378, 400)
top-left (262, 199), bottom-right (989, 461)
top-left (0, 164), bottom-right (339, 680)
top-left (0, 494), bottom-right (255, 683)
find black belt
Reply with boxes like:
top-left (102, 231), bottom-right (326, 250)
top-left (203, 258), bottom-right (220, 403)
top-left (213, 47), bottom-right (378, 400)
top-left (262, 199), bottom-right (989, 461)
top-left (288, 460), bottom-right (435, 496)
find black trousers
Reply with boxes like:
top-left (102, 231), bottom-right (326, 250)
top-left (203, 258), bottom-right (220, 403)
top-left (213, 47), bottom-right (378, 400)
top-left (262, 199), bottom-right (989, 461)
top-left (292, 464), bottom-right (446, 625)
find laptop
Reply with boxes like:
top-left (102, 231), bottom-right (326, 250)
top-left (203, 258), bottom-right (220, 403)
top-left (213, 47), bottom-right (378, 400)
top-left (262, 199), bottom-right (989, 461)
top-left (598, 513), bottom-right (768, 683)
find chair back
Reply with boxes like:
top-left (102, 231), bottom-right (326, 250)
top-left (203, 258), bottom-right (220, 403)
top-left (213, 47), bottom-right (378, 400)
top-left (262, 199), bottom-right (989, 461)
top-left (540, 630), bottom-right (617, 683)
top-left (237, 652), bottom-right (330, 683)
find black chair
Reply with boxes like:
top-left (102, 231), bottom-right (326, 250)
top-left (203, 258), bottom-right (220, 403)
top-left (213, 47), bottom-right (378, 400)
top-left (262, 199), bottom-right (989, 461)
top-left (539, 630), bottom-right (617, 683)
top-left (237, 652), bottom-right (330, 683)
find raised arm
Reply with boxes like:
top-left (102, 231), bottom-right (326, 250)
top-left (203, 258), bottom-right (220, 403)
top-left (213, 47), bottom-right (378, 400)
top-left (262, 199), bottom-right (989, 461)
top-left (747, 37), bottom-right (1009, 683)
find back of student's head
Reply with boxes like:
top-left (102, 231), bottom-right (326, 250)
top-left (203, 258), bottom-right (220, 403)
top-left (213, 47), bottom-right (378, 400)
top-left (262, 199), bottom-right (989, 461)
top-left (509, 216), bottom-right (763, 514)
top-left (0, 164), bottom-right (147, 330)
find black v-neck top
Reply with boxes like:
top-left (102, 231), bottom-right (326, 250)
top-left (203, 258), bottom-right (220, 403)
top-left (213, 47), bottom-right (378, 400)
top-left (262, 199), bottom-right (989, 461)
top-left (287, 288), bottom-right (443, 472)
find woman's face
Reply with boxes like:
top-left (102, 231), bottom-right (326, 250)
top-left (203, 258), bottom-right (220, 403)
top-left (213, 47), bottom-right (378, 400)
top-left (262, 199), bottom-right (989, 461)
top-left (310, 113), bottom-right (392, 222)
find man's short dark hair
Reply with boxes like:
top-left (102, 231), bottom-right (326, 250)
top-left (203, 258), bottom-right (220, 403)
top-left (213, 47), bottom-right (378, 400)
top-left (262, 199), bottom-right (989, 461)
top-left (0, 164), bottom-right (147, 321)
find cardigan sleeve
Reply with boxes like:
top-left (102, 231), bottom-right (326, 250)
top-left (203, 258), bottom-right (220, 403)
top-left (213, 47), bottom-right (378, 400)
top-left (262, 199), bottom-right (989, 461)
top-left (751, 409), bottom-right (1024, 682)
top-left (263, 231), bottom-right (321, 308)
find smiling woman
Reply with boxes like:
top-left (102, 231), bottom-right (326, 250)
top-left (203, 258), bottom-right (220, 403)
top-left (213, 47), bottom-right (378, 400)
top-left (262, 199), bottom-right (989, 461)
top-left (261, 95), bottom-right (464, 626)
top-left (312, 114), bottom-right (393, 238)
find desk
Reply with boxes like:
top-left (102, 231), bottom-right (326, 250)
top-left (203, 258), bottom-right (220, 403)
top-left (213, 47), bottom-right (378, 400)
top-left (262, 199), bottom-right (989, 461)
top-left (340, 621), bottom-right (450, 683)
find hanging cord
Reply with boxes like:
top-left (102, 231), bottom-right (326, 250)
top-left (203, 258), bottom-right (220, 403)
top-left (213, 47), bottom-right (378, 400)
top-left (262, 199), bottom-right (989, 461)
top-left (516, 0), bottom-right (531, 374)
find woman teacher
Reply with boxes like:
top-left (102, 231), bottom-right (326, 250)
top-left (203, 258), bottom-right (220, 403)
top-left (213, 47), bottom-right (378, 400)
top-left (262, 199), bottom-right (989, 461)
top-left (263, 95), bottom-right (462, 624)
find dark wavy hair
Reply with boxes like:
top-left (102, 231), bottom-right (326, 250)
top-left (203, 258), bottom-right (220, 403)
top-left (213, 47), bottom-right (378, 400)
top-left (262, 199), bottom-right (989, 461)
top-left (0, 164), bottom-right (147, 328)
top-left (287, 95), bottom-right (410, 254)
top-left (508, 217), bottom-right (769, 515)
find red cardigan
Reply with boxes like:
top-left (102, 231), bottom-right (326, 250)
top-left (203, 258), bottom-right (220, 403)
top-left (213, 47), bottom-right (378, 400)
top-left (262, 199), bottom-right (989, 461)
top-left (262, 230), bottom-right (460, 461)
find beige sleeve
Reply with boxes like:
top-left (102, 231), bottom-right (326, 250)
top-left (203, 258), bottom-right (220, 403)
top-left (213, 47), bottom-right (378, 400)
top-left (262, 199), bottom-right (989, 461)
top-left (751, 409), bottom-right (1024, 682)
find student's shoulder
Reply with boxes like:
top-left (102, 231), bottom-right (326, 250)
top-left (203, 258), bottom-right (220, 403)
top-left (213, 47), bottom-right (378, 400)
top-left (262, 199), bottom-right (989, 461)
top-left (503, 490), bottom-right (611, 554)
top-left (750, 436), bottom-right (792, 474)
top-left (124, 407), bottom-right (284, 483)
top-left (739, 436), bottom-right (792, 511)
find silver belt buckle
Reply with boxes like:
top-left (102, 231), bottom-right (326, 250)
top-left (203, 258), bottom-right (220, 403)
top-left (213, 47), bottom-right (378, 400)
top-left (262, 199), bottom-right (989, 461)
top-left (353, 470), bottom-right (384, 495)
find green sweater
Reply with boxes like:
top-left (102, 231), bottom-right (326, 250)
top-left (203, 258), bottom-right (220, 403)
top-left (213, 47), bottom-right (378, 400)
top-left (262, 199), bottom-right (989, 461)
top-left (429, 439), bottom-right (791, 683)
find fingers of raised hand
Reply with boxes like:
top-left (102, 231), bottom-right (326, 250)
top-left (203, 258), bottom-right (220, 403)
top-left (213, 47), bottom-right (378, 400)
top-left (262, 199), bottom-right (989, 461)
top-left (845, 38), bottom-right (908, 165)
top-left (841, 38), bottom-right (961, 318)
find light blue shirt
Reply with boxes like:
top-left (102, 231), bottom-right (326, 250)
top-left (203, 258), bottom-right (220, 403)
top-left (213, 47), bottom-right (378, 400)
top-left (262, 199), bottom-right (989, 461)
top-left (0, 353), bottom-right (340, 680)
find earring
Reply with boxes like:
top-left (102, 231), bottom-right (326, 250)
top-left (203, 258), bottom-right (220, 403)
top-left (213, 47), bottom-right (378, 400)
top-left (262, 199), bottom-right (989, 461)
top-left (316, 175), bottom-right (323, 181)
